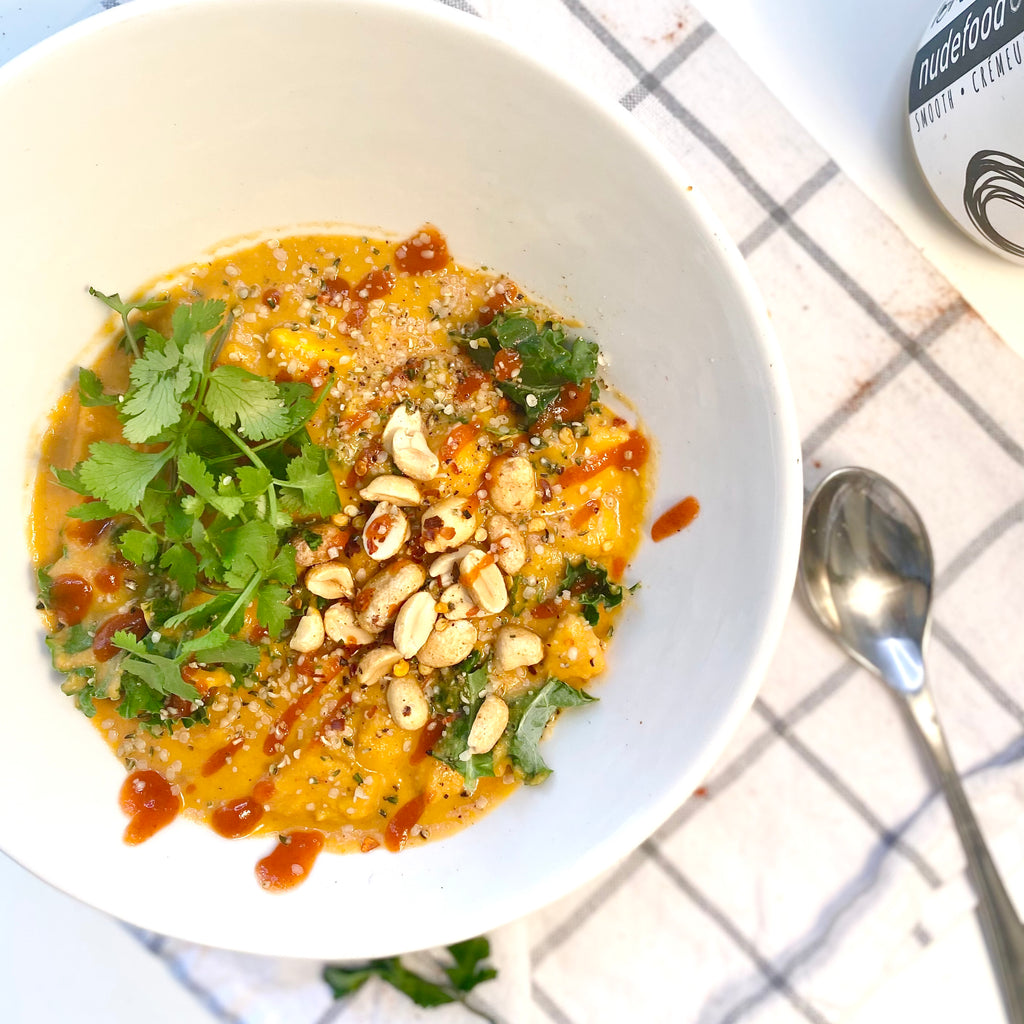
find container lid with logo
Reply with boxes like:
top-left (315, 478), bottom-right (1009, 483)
top-left (909, 0), bottom-right (1024, 264)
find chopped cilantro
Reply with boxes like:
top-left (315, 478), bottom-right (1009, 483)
top-left (458, 310), bottom-right (599, 424)
top-left (557, 556), bottom-right (624, 626)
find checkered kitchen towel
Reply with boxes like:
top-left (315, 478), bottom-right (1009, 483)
top-left (6, 0), bottom-right (1024, 1022)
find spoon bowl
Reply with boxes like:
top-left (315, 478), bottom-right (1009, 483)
top-left (800, 468), bottom-right (932, 694)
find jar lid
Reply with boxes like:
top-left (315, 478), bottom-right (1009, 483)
top-left (909, 0), bottom-right (1024, 264)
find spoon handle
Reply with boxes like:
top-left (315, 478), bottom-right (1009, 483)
top-left (906, 685), bottom-right (1024, 1024)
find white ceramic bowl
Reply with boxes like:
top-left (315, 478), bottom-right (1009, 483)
top-left (0, 0), bottom-right (800, 958)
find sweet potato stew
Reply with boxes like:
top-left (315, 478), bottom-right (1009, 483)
top-left (30, 226), bottom-right (650, 889)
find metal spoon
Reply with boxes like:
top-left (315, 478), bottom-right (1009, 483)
top-left (800, 466), bottom-right (1024, 1023)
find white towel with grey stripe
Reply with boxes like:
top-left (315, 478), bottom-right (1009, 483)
top-left (7, 0), bottom-right (1024, 1022)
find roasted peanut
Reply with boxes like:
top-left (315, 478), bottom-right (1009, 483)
top-left (486, 515), bottom-right (526, 574)
top-left (417, 619), bottom-right (477, 668)
top-left (356, 645), bottom-right (403, 686)
top-left (354, 559), bottom-right (427, 633)
top-left (429, 543), bottom-right (478, 582)
top-left (323, 602), bottom-right (374, 646)
top-left (383, 406), bottom-right (439, 481)
top-left (362, 501), bottom-right (410, 561)
top-left (358, 474), bottom-right (422, 506)
top-left (468, 694), bottom-right (509, 754)
top-left (488, 455), bottom-right (535, 514)
top-left (421, 496), bottom-right (477, 554)
top-left (460, 549), bottom-right (508, 615)
top-left (289, 607), bottom-right (325, 653)
top-left (386, 678), bottom-right (430, 731)
top-left (304, 561), bottom-right (354, 600)
top-left (493, 625), bottom-right (544, 671)
top-left (292, 523), bottom-right (349, 568)
top-left (392, 591), bottom-right (438, 659)
top-left (440, 582), bottom-right (478, 620)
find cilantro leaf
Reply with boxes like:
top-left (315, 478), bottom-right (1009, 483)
top-left (118, 675), bottom-right (166, 720)
top-left (323, 937), bottom-right (497, 1020)
top-left (170, 298), bottom-right (225, 341)
top-left (257, 582), bottom-right (293, 637)
top-left (77, 442), bottom-right (171, 512)
top-left (445, 937), bottom-right (498, 993)
top-left (204, 365), bottom-right (291, 441)
top-left (89, 287), bottom-right (168, 358)
top-left (375, 961), bottom-right (456, 1008)
top-left (120, 340), bottom-right (196, 442)
top-left (176, 451), bottom-right (245, 518)
top-left (111, 631), bottom-right (200, 702)
top-left (461, 311), bottom-right (599, 424)
top-left (159, 543), bottom-right (198, 594)
top-left (118, 529), bottom-right (159, 565)
top-left (65, 500), bottom-right (117, 521)
top-left (221, 520), bottom-right (279, 588)
top-left (557, 557), bottom-right (624, 626)
top-left (282, 442), bottom-right (341, 518)
top-left (78, 368), bottom-right (118, 407)
top-left (507, 678), bottom-right (596, 783)
top-left (322, 965), bottom-right (376, 999)
top-left (52, 466), bottom-right (88, 494)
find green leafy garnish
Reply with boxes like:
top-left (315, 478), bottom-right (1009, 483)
top-left (77, 368), bottom-right (118, 407)
top-left (47, 290), bottom-right (339, 724)
top-left (323, 935), bottom-right (497, 1022)
top-left (557, 556), bottom-right (624, 626)
top-left (430, 653), bottom-right (496, 792)
top-left (459, 310), bottom-right (599, 424)
top-left (507, 678), bottom-right (596, 784)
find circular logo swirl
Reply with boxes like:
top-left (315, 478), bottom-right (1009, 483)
top-left (963, 149), bottom-right (1024, 258)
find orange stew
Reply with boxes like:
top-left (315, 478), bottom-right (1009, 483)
top-left (30, 225), bottom-right (654, 889)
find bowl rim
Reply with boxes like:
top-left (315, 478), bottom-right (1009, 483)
top-left (1, 0), bottom-right (803, 956)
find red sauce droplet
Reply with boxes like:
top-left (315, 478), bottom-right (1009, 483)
top-left (533, 381), bottom-right (592, 434)
top-left (492, 349), bottom-right (523, 382)
top-left (256, 831), bottom-right (325, 890)
top-left (651, 496), bottom-right (700, 542)
top-left (460, 551), bottom-right (495, 587)
top-left (394, 225), bottom-right (449, 275)
top-left (384, 793), bottom-right (430, 852)
top-left (261, 287), bottom-right (281, 309)
top-left (440, 422), bottom-right (480, 463)
top-left (211, 796), bottom-right (265, 839)
top-left (263, 678), bottom-right (328, 755)
top-left (454, 367), bottom-right (490, 403)
top-left (201, 736), bottom-right (244, 777)
top-left (364, 510), bottom-right (398, 556)
top-left (252, 779), bottom-right (276, 803)
top-left (50, 574), bottom-right (93, 626)
top-left (92, 608), bottom-right (149, 662)
top-left (477, 277), bottom-right (520, 326)
top-left (119, 770), bottom-right (181, 845)
top-left (570, 498), bottom-right (601, 530)
top-left (530, 599), bottom-right (560, 619)
top-left (65, 515), bottom-right (114, 547)
top-left (558, 430), bottom-right (650, 489)
top-left (92, 566), bottom-right (123, 594)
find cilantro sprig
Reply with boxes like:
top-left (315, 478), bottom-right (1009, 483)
top-left (47, 289), bottom-right (341, 722)
top-left (458, 310), bottom-right (599, 424)
top-left (323, 936), bottom-right (498, 1022)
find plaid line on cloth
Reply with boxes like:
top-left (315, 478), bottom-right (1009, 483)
top-left (6, 0), bottom-right (1024, 1022)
